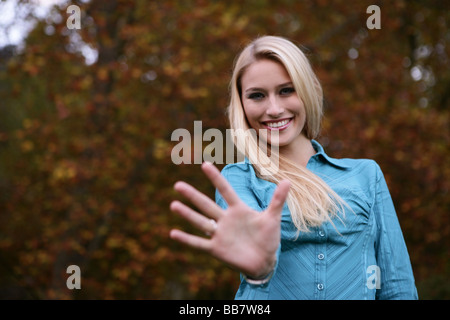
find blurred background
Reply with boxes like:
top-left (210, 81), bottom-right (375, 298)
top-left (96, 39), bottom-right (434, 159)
top-left (0, 0), bottom-right (448, 299)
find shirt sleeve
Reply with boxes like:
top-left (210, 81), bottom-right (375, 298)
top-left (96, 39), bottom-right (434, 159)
top-left (373, 164), bottom-right (418, 300)
top-left (215, 164), bottom-right (281, 299)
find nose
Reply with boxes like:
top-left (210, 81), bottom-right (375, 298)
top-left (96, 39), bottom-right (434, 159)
top-left (266, 96), bottom-right (284, 117)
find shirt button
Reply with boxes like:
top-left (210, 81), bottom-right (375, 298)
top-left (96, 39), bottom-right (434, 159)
top-left (317, 283), bottom-right (324, 290)
top-left (318, 253), bottom-right (324, 260)
top-left (318, 230), bottom-right (325, 237)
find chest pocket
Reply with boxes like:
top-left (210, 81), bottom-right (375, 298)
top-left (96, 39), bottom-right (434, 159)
top-left (326, 185), bottom-right (373, 240)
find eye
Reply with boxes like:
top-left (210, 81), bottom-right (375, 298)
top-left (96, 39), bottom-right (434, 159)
top-left (280, 87), bottom-right (295, 96)
top-left (247, 92), bottom-right (265, 101)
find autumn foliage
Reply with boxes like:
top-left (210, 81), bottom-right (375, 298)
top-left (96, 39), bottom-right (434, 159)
top-left (0, 0), bottom-right (448, 299)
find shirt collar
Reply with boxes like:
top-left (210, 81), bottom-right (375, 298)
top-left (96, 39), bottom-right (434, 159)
top-left (243, 140), bottom-right (351, 170)
top-left (310, 139), bottom-right (351, 170)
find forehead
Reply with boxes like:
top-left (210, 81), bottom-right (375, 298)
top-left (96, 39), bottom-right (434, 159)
top-left (241, 59), bottom-right (291, 89)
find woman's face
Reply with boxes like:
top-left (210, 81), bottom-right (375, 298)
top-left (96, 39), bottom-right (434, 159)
top-left (240, 58), bottom-right (307, 148)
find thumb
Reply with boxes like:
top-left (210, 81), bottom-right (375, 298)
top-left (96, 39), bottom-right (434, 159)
top-left (266, 179), bottom-right (290, 217)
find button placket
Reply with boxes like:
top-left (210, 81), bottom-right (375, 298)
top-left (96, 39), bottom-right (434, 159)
top-left (315, 228), bottom-right (327, 298)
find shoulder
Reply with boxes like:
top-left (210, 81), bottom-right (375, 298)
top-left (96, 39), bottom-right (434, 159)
top-left (219, 161), bottom-right (255, 185)
top-left (336, 157), bottom-right (382, 175)
top-left (325, 157), bottom-right (384, 199)
top-left (313, 140), bottom-right (382, 179)
top-left (217, 162), bottom-right (276, 210)
top-left (220, 161), bottom-right (254, 174)
top-left (220, 161), bottom-right (276, 190)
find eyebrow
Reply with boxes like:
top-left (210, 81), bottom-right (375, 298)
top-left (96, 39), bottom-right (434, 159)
top-left (244, 82), bottom-right (293, 93)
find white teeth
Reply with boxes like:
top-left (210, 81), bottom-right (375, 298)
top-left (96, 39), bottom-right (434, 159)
top-left (266, 119), bottom-right (289, 128)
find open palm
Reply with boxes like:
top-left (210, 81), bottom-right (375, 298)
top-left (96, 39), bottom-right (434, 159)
top-left (170, 161), bottom-right (290, 279)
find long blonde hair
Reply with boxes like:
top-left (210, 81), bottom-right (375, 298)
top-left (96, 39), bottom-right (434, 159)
top-left (228, 36), bottom-right (345, 232)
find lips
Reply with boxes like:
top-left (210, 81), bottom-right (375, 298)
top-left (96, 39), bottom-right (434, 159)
top-left (262, 118), bottom-right (293, 130)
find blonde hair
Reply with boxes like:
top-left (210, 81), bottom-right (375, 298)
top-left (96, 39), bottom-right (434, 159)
top-left (228, 35), bottom-right (345, 232)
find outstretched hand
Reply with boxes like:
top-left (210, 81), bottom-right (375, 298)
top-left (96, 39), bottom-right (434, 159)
top-left (170, 162), bottom-right (290, 279)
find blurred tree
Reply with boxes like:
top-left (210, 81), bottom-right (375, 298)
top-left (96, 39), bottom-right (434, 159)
top-left (0, 0), bottom-right (448, 299)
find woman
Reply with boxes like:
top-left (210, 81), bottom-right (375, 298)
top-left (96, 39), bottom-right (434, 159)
top-left (169, 36), bottom-right (418, 299)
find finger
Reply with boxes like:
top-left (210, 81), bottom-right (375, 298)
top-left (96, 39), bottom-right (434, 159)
top-left (169, 229), bottom-right (212, 252)
top-left (170, 201), bottom-right (218, 235)
top-left (201, 161), bottom-right (241, 207)
top-left (174, 181), bottom-right (223, 220)
top-left (266, 179), bottom-right (290, 217)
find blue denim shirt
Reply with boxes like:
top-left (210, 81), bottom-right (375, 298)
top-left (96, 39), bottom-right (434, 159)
top-left (215, 140), bottom-right (418, 300)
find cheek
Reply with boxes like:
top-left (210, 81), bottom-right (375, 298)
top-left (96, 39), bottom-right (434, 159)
top-left (290, 99), bottom-right (307, 120)
top-left (242, 103), bottom-right (264, 125)
top-left (287, 96), bottom-right (304, 112)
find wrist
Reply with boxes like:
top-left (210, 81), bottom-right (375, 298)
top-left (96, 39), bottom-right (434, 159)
top-left (242, 258), bottom-right (276, 285)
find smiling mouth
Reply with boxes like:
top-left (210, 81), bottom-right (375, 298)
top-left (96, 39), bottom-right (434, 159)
top-left (262, 118), bottom-right (293, 130)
